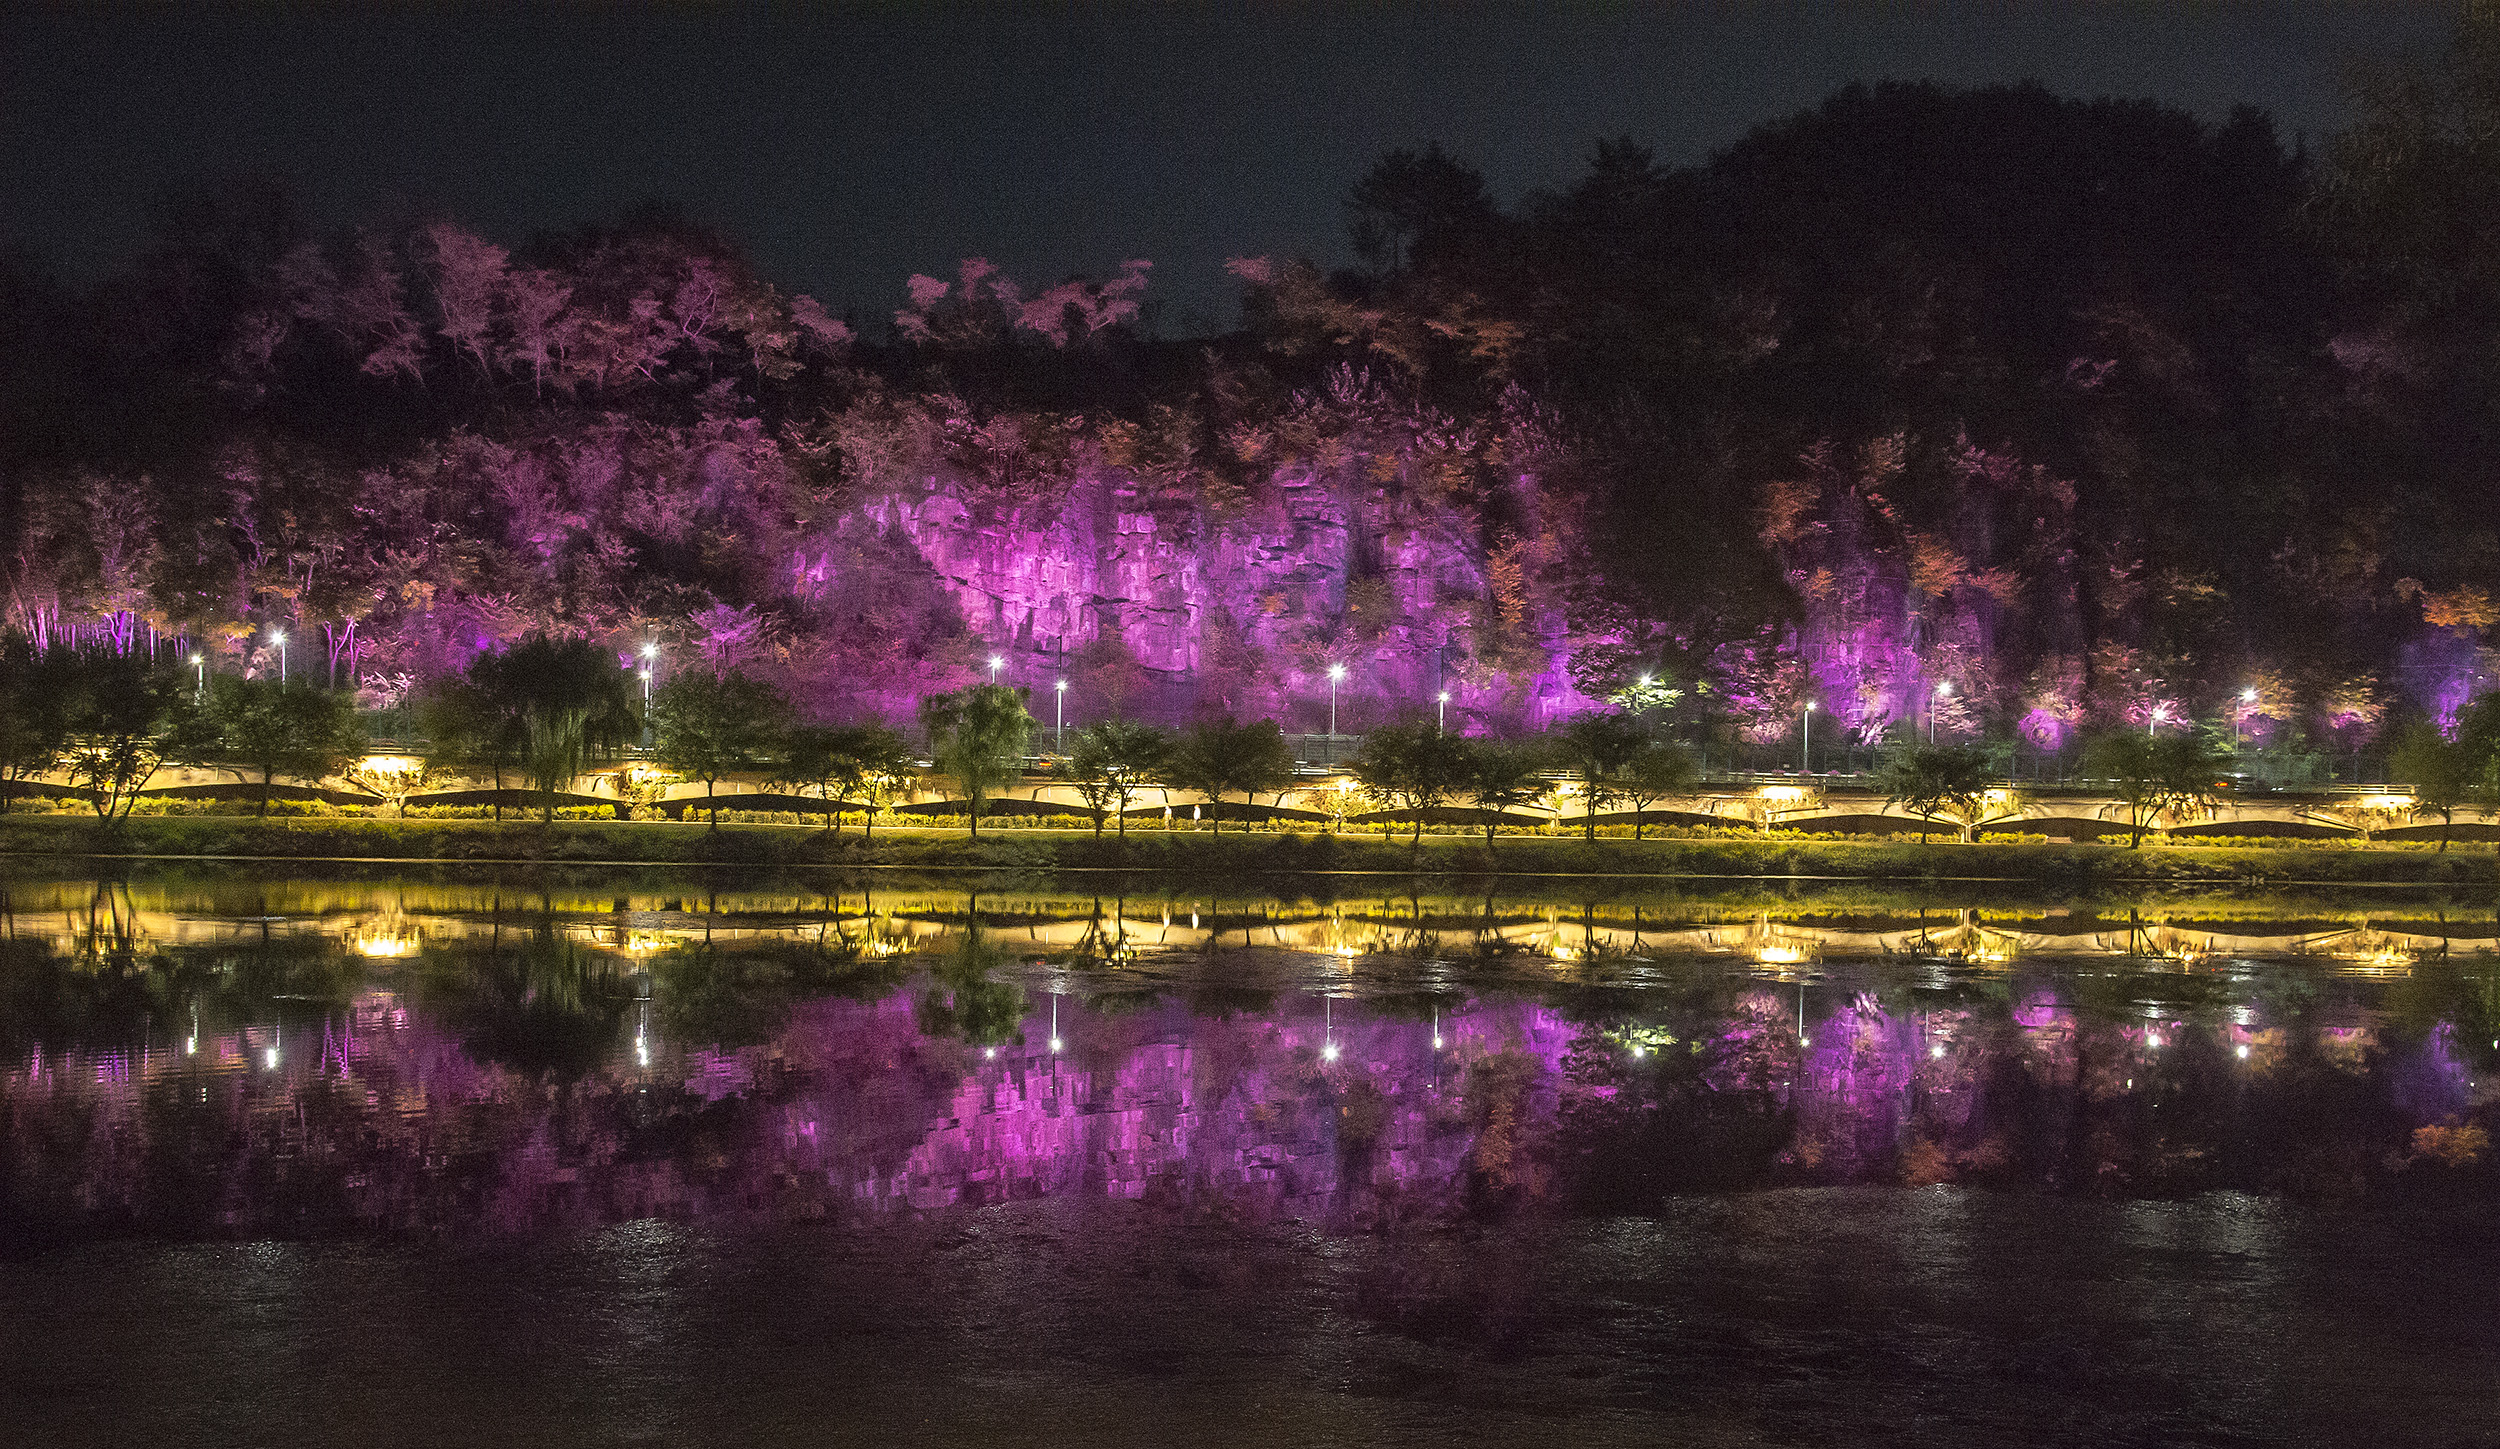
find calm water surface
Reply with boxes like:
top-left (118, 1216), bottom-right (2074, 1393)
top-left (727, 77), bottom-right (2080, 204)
top-left (3, 868), bottom-right (2497, 1447)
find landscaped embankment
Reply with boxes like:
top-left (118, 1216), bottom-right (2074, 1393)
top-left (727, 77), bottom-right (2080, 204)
top-left (0, 814), bottom-right (2490, 885)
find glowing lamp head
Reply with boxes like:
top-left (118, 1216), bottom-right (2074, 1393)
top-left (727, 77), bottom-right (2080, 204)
top-left (1437, 690), bottom-right (1450, 703)
top-left (1804, 700), bottom-right (1817, 712)
top-left (2242, 687), bottom-right (2258, 702)
top-left (189, 653), bottom-right (203, 665)
top-left (1327, 663), bottom-right (1346, 682)
top-left (1055, 679), bottom-right (1067, 692)
top-left (1049, 1036), bottom-right (1062, 1052)
top-left (1321, 1042), bottom-right (1339, 1062)
top-left (1637, 673), bottom-right (1651, 687)
top-left (1929, 1044), bottom-right (1946, 1059)
top-left (1934, 681), bottom-right (1951, 697)
top-left (2235, 1044), bottom-right (2250, 1060)
top-left (270, 631), bottom-right (285, 646)
top-left (984, 1047), bottom-right (996, 1059)
top-left (641, 642), bottom-right (657, 658)
top-left (2151, 705), bottom-right (2169, 722)
top-left (1432, 1035), bottom-right (1443, 1050)
top-left (1798, 1035), bottom-right (1811, 1048)
top-left (639, 669), bottom-right (651, 682)
top-left (1630, 1045), bottom-right (1646, 1059)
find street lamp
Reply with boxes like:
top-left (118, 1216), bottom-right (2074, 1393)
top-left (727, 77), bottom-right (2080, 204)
top-left (1929, 681), bottom-right (1951, 743)
top-left (2236, 686), bottom-right (2257, 746)
top-left (988, 654), bottom-right (1004, 684)
top-left (1437, 690), bottom-right (1450, 733)
top-left (1802, 700), bottom-right (1817, 774)
top-left (271, 631), bottom-right (287, 687)
top-left (1054, 678), bottom-right (1067, 750)
top-left (1327, 663), bottom-right (1346, 738)
top-left (190, 653), bottom-right (205, 703)
top-left (2148, 703), bottom-right (2168, 738)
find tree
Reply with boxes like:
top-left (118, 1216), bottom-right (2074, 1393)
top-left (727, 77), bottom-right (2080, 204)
top-left (417, 676), bottom-right (524, 822)
top-left (1349, 720), bottom-right (1472, 845)
top-left (58, 650), bottom-right (196, 825)
top-left (1168, 718), bottom-right (1296, 834)
top-left (850, 736), bottom-right (921, 843)
top-left (2380, 714), bottom-right (2500, 849)
top-left (650, 669), bottom-right (791, 828)
top-left (1614, 741), bottom-right (1698, 840)
top-left (1053, 720), bottom-right (1170, 839)
top-left (1550, 712), bottom-right (1648, 840)
top-left (2081, 731), bottom-right (2226, 848)
top-left (0, 636), bottom-right (73, 813)
top-left (775, 723), bottom-right (912, 835)
top-left (198, 675), bottom-right (367, 816)
top-left (1464, 739), bottom-right (1553, 845)
top-left (484, 636), bottom-right (641, 823)
top-left (1875, 744), bottom-right (1998, 842)
top-left (918, 684), bottom-right (1034, 838)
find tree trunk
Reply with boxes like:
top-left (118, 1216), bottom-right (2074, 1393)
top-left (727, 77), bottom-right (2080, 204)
top-left (259, 768), bottom-right (273, 817)
top-left (707, 778), bottom-right (719, 830)
top-left (969, 794), bottom-right (980, 839)
top-left (1412, 808), bottom-right (1423, 846)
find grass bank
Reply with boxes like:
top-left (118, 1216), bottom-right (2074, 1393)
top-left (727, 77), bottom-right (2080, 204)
top-left (0, 814), bottom-right (2492, 884)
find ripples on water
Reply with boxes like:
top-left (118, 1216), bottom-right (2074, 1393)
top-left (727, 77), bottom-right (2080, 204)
top-left (2, 868), bottom-right (2497, 1446)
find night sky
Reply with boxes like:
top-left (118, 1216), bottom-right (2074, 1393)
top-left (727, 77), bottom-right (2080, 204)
top-left (1, 2), bottom-right (2458, 331)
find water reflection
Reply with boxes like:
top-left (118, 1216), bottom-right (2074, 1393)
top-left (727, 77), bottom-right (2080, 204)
top-left (0, 872), bottom-right (2495, 1239)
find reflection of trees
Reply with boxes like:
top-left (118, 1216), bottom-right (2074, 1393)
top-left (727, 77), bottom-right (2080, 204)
top-left (913, 903), bottom-right (1027, 1047)
top-left (419, 923), bottom-right (631, 1079)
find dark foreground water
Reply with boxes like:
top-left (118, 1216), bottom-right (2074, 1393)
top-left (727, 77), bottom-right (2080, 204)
top-left (3, 869), bottom-right (2498, 1446)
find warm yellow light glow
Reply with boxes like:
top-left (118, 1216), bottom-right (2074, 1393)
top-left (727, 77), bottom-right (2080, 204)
top-left (1755, 945), bottom-right (1807, 965)
top-left (2361, 794), bottom-right (2415, 811)
top-left (1758, 785), bottom-right (1809, 802)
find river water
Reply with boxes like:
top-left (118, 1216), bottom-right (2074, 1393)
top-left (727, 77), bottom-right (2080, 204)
top-left (2, 867), bottom-right (2497, 1446)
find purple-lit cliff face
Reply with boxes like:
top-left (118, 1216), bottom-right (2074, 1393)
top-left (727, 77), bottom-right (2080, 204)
top-left (825, 461), bottom-right (1586, 727)
top-left (1757, 435), bottom-right (2090, 744)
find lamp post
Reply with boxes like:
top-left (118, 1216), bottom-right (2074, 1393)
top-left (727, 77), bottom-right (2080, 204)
top-left (640, 668), bottom-right (653, 711)
top-left (271, 631), bottom-right (287, 687)
top-left (1802, 700), bottom-right (1816, 774)
top-left (1054, 679), bottom-right (1067, 751)
top-left (1437, 690), bottom-right (1449, 733)
top-left (1327, 663), bottom-right (1346, 739)
top-left (190, 653), bottom-right (205, 703)
top-left (1929, 681), bottom-right (1951, 744)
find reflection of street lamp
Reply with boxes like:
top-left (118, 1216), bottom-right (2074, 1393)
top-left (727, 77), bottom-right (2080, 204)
top-left (640, 668), bottom-right (653, 711)
top-left (1327, 663), bottom-right (1346, 737)
top-left (2235, 686), bottom-right (2257, 746)
top-left (1054, 678), bottom-right (1067, 750)
top-left (1802, 700), bottom-right (1817, 773)
top-left (1437, 690), bottom-right (1450, 733)
top-left (988, 654), bottom-right (1003, 683)
top-left (190, 653), bottom-right (205, 703)
top-left (272, 630), bottom-right (287, 686)
top-left (2148, 703), bottom-right (2168, 738)
top-left (1928, 681), bottom-right (1950, 743)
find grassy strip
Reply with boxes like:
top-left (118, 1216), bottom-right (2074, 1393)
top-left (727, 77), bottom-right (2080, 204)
top-left (0, 814), bottom-right (2492, 884)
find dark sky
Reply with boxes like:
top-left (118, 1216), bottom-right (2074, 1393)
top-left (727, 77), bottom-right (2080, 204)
top-left (0, 2), bottom-right (2459, 331)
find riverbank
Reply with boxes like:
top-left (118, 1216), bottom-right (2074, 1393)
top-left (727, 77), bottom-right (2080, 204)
top-left (0, 814), bottom-right (2491, 883)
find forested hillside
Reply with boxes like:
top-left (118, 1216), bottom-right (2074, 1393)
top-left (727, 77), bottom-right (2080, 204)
top-left (7, 33), bottom-right (2500, 752)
